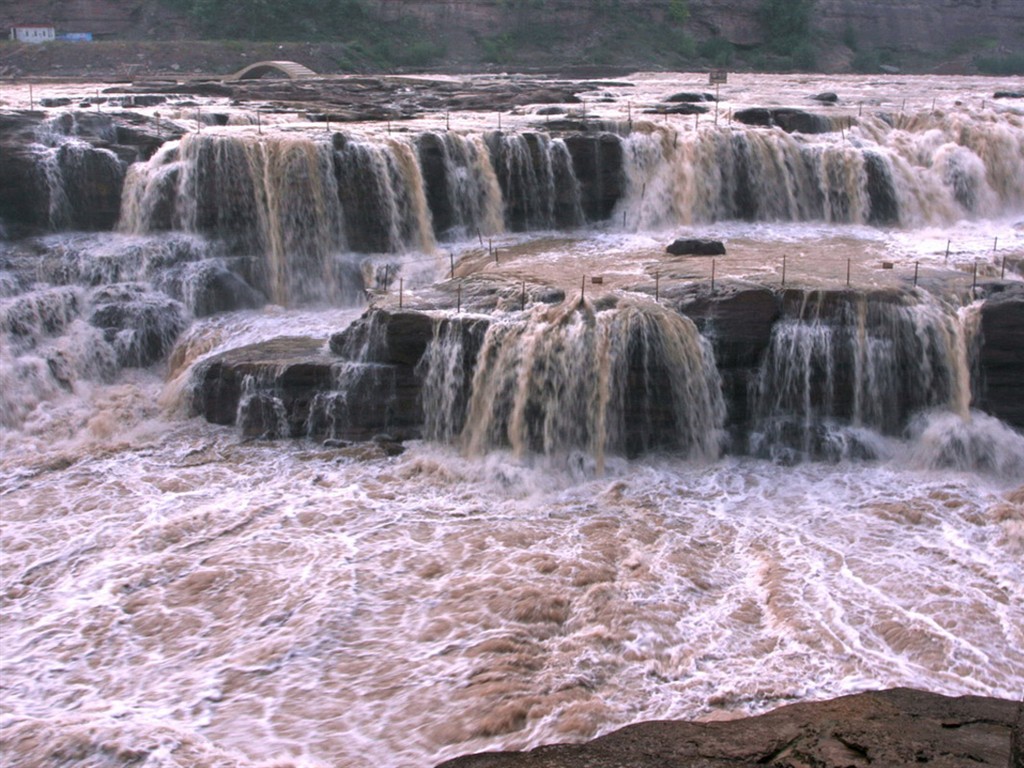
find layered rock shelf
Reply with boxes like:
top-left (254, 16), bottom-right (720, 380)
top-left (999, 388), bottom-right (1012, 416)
top-left (435, 688), bottom-right (1023, 768)
top-left (188, 284), bottom-right (1024, 455)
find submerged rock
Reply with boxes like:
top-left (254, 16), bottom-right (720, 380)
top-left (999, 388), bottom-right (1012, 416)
top-left (436, 688), bottom-right (1021, 768)
top-left (733, 107), bottom-right (833, 134)
top-left (666, 238), bottom-right (726, 256)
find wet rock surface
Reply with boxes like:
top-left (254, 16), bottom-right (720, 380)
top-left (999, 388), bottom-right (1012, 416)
top-left (435, 688), bottom-right (1023, 768)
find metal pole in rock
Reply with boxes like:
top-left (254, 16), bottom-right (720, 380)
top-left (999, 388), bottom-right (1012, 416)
top-left (445, 111), bottom-right (450, 130)
top-left (655, 272), bottom-right (660, 303)
top-left (498, 112), bottom-right (502, 130)
top-left (29, 83), bottom-right (34, 110)
top-left (914, 261), bottom-right (919, 287)
top-left (196, 108), bottom-right (201, 132)
top-left (581, 275), bottom-right (586, 303)
top-left (972, 261), bottom-right (978, 294)
top-left (257, 109), bottom-right (261, 134)
top-left (1001, 257), bottom-right (1006, 280)
top-left (694, 112), bottom-right (699, 131)
top-left (521, 280), bottom-right (526, 311)
top-left (400, 277), bottom-right (404, 309)
top-left (711, 259), bottom-right (716, 292)
top-left (782, 254), bottom-right (787, 286)
top-left (846, 258), bottom-right (851, 287)
top-left (457, 282), bottom-right (462, 313)
top-left (450, 252), bottom-right (455, 280)
top-left (96, 90), bottom-right (100, 112)
top-left (993, 237), bottom-right (998, 252)
top-left (945, 240), bottom-right (950, 261)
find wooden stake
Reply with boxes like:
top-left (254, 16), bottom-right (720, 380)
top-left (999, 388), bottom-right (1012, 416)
top-left (945, 240), bottom-right (950, 261)
top-left (655, 272), bottom-right (660, 302)
top-left (457, 282), bottom-right (462, 313)
top-left (521, 280), bottom-right (526, 311)
top-left (711, 259), bottom-right (716, 292)
top-left (400, 277), bottom-right (404, 309)
top-left (914, 261), bottom-right (919, 287)
top-left (846, 258), bottom-right (851, 287)
top-left (581, 275), bottom-right (586, 302)
top-left (782, 254), bottom-right (787, 286)
top-left (972, 261), bottom-right (978, 294)
top-left (450, 252), bottom-right (455, 280)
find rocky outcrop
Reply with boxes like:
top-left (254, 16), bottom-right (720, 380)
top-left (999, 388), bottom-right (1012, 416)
top-left (0, 110), bottom-right (177, 235)
top-left (189, 287), bottom-right (1024, 451)
top-left (733, 108), bottom-right (834, 135)
top-left (977, 285), bottom-right (1024, 428)
top-left (192, 336), bottom-right (334, 436)
top-left (666, 238), bottom-right (726, 256)
top-left (435, 688), bottom-right (1021, 768)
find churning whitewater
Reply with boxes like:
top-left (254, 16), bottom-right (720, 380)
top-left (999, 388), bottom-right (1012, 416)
top-left (1, 72), bottom-right (1023, 768)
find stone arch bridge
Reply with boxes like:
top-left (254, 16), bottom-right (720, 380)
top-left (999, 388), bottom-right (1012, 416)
top-left (229, 61), bottom-right (318, 80)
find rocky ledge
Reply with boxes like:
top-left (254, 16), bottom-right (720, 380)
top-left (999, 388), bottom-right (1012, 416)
top-left (436, 688), bottom-right (1023, 768)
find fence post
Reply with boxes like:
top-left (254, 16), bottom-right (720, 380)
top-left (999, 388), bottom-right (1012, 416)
top-left (711, 259), bottom-right (716, 293)
top-left (1001, 257), bottom-right (1006, 280)
top-left (782, 254), bottom-right (787, 286)
top-left (581, 275), bottom-right (586, 302)
top-left (457, 282), bottom-right (461, 313)
top-left (846, 258), bottom-right (851, 287)
top-left (521, 280), bottom-right (526, 311)
top-left (450, 252), bottom-right (455, 280)
top-left (400, 277), bottom-right (404, 309)
top-left (914, 261), bottom-right (919, 287)
top-left (945, 240), bottom-right (950, 261)
top-left (972, 261), bottom-right (978, 294)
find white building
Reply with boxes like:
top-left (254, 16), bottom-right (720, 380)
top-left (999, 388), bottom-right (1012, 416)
top-left (10, 26), bottom-right (56, 43)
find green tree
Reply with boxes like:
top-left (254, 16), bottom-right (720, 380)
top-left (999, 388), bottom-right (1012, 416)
top-left (759, 0), bottom-right (814, 55)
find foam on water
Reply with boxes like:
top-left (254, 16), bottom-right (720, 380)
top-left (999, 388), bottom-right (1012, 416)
top-left (3, 71), bottom-right (1024, 768)
top-left (2, 416), bottom-right (1022, 767)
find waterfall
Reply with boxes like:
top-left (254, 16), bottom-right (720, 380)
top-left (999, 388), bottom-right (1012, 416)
top-left (120, 132), bottom-right (437, 306)
top-left (417, 132), bottom-right (504, 240)
top-left (486, 132), bottom-right (586, 231)
top-left (419, 300), bottom-right (724, 465)
top-left (748, 290), bottom-right (974, 463)
top-left (615, 111), bottom-right (1024, 228)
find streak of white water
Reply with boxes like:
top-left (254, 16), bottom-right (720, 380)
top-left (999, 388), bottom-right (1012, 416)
top-left (2, 72), bottom-right (1024, 768)
top-left (2, 358), bottom-right (1023, 767)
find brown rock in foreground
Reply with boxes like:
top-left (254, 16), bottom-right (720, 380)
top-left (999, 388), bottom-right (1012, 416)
top-left (437, 688), bottom-right (1023, 768)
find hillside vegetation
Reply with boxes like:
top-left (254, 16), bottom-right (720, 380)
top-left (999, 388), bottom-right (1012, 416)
top-left (1, 0), bottom-right (1022, 77)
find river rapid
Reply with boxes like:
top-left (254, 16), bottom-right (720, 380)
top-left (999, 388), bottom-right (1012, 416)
top-left (2, 72), bottom-right (1024, 767)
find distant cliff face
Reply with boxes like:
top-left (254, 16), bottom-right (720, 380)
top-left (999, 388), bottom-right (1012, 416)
top-left (2, 0), bottom-right (1021, 71)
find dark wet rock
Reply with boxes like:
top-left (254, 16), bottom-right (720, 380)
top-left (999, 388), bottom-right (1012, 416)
top-left (665, 91), bottom-right (716, 103)
top-left (563, 133), bottom-right (625, 222)
top-left (733, 107), bottom-right (833, 134)
top-left (977, 285), bottom-right (1024, 428)
top-left (436, 688), bottom-right (1021, 768)
top-left (192, 336), bottom-right (332, 433)
top-left (679, 287), bottom-right (779, 445)
top-left (644, 103), bottom-right (709, 115)
top-left (536, 106), bottom-right (566, 115)
top-left (88, 284), bottom-right (188, 367)
top-left (0, 110), bottom-right (181, 235)
top-left (811, 91), bottom-right (839, 103)
top-left (994, 90), bottom-right (1024, 99)
top-left (666, 238), bottom-right (726, 256)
